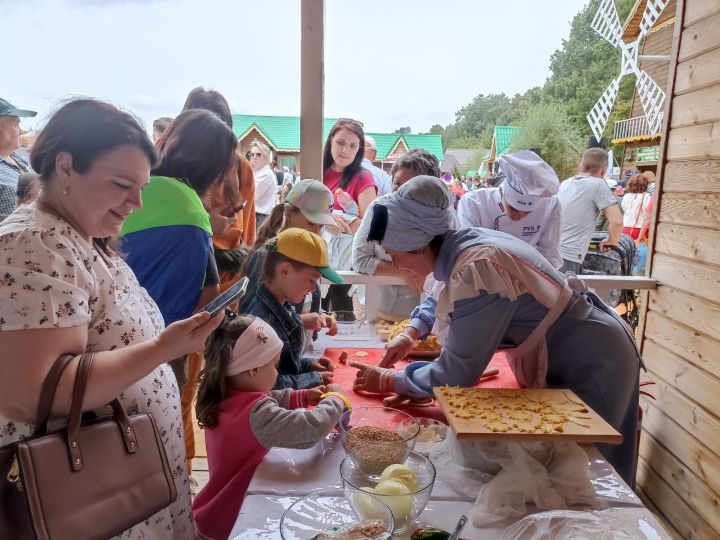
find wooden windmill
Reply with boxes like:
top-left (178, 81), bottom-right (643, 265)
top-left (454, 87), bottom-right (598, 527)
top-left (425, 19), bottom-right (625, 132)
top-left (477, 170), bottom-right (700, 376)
top-left (587, 0), bottom-right (671, 142)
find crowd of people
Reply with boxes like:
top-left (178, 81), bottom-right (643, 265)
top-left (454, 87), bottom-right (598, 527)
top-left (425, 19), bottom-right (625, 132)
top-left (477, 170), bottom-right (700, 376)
top-left (0, 93), bottom-right (647, 539)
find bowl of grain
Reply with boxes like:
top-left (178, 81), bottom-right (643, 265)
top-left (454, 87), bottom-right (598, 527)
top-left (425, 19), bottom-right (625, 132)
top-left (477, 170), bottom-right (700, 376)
top-left (339, 407), bottom-right (420, 474)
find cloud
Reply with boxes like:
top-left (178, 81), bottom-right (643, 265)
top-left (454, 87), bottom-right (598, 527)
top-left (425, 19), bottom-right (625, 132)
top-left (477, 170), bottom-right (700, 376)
top-left (6, 0), bottom-right (587, 135)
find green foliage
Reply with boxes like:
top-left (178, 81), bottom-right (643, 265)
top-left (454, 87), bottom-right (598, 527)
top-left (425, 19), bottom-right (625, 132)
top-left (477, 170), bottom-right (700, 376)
top-left (466, 149), bottom-right (489, 172)
top-left (544, 0), bottom-right (636, 139)
top-left (436, 0), bottom-right (638, 149)
top-left (509, 103), bottom-right (585, 179)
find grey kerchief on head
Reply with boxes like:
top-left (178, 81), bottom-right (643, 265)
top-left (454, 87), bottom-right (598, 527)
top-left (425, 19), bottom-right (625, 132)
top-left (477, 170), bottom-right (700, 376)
top-left (380, 175), bottom-right (455, 252)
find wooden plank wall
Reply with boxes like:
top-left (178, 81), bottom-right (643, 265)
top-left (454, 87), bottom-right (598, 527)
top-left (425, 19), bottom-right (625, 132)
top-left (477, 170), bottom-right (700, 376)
top-left (639, 0), bottom-right (720, 537)
top-left (631, 22), bottom-right (676, 119)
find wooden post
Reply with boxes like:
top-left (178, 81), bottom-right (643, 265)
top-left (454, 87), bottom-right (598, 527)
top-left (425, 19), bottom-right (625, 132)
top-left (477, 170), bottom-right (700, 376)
top-left (300, 0), bottom-right (324, 180)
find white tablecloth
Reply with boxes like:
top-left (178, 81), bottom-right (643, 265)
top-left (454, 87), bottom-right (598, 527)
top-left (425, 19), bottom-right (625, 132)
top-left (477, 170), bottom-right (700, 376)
top-left (229, 434), bottom-right (669, 539)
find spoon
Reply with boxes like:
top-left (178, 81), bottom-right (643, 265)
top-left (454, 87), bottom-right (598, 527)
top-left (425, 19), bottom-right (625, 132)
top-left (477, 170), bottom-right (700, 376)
top-left (448, 515), bottom-right (468, 540)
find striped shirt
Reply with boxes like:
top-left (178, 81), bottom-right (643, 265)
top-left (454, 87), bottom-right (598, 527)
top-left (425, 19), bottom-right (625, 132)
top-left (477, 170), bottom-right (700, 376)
top-left (0, 149), bottom-right (30, 222)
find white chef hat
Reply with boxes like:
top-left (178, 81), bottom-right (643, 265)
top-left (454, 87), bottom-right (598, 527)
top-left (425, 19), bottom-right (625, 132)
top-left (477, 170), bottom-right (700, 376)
top-left (499, 150), bottom-right (560, 212)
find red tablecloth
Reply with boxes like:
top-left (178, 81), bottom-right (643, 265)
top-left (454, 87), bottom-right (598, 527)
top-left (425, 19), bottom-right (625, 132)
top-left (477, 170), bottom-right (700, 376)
top-left (322, 347), bottom-right (519, 422)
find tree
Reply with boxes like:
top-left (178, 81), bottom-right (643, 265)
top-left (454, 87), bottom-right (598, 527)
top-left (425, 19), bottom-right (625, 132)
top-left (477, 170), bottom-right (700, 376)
top-left (543, 0), bottom-right (636, 139)
top-left (466, 149), bottom-right (489, 173)
top-left (393, 126), bottom-right (412, 135)
top-left (509, 103), bottom-right (585, 179)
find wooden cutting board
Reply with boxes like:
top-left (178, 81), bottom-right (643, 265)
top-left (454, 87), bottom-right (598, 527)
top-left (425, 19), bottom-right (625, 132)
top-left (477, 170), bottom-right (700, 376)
top-left (433, 387), bottom-right (622, 444)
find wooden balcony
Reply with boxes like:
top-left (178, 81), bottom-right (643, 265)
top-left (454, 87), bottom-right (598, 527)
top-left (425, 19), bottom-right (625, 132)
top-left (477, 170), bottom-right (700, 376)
top-left (612, 115), bottom-right (662, 144)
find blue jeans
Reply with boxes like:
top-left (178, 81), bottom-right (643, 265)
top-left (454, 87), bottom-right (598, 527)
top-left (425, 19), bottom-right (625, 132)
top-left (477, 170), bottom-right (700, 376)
top-left (633, 242), bottom-right (647, 274)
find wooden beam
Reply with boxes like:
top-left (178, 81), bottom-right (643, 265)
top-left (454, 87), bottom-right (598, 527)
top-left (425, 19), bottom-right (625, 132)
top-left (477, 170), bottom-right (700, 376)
top-left (663, 159), bottom-right (720, 191)
top-left (641, 401), bottom-right (720, 514)
top-left (655, 222), bottom-right (720, 266)
top-left (666, 121), bottom-right (720, 160)
top-left (637, 457), bottom-right (720, 539)
top-left (638, 0), bottom-right (685, 349)
top-left (648, 286), bottom-right (720, 343)
top-left (670, 84), bottom-right (720, 128)
top-left (658, 192), bottom-right (720, 229)
top-left (652, 253), bottom-right (720, 304)
top-left (679, 10), bottom-right (720, 61)
top-left (684, 1), bottom-right (720, 27)
top-left (300, 0), bottom-right (324, 180)
top-left (675, 47), bottom-right (720, 96)
top-left (643, 339), bottom-right (720, 418)
top-left (639, 431), bottom-right (720, 532)
top-left (645, 310), bottom-right (720, 379)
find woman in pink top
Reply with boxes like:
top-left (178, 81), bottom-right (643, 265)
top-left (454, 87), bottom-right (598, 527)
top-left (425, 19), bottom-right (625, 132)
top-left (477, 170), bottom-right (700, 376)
top-left (192, 314), bottom-right (351, 540)
top-left (322, 119), bottom-right (377, 311)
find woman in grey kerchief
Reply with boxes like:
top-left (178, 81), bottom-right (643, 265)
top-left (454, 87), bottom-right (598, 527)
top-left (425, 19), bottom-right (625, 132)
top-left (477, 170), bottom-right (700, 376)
top-left (350, 175), bottom-right (642, 486)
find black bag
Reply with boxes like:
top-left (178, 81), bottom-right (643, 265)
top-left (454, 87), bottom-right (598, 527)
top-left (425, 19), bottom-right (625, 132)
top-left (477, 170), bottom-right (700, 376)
top-left (582, 232), bottom-right (639, 328)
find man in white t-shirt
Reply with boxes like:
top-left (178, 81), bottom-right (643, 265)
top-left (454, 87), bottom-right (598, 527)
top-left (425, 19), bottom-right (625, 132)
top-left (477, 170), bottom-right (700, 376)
top-left (557, 148), bottom-right (622, 274)
top-left (457, 150), bottom-right (563, 268)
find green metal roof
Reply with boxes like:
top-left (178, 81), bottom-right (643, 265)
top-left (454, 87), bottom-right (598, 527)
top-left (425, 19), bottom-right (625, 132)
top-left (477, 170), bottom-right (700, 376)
top-left (494, 125), bottom-right (520, 157)
top-left (403, 134), bottom-right (444, 160)
top-left (232, 114), bottom-right (443, 160)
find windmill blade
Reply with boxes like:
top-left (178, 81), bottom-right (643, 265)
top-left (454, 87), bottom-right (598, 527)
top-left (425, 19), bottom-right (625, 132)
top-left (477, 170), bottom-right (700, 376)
top-left (636, 70), bottom-right (667, 136)
top-left (591, 0), bottom-right (623, 47)
top-left (638, 0), bottom-right (671, 39)
top-left (587, 77), bottom-right (621, 142)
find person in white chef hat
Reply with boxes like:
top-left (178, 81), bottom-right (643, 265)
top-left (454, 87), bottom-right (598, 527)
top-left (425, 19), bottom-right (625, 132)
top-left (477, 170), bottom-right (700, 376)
top-left (457, 150), bottom-right (562, 268)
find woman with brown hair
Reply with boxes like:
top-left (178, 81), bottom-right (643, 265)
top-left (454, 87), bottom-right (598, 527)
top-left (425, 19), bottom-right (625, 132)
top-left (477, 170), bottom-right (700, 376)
top-left (120, 108), bottom-right (237, 390)
top-left (321, 119), bottom-right (377, 311)
top-left (0, 99), bottom-right (223, 538)
top-left (179, 87), bottom-right (258, 475)
top-left (620, 173), bottom-right (652, 241)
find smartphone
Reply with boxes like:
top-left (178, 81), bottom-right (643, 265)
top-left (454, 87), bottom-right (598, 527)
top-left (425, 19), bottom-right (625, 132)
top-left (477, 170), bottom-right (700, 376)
top-left (200, 277), bottom-right (249, 316)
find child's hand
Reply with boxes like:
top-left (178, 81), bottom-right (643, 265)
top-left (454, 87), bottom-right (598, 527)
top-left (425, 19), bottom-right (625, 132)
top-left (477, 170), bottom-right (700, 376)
top-left (301, 313), bottom-right (323, 332)
top-left (320, 371), bottom-right (334, 384)
top-left (304, 386), bottom-right (325, 406)
top-left (326, 383), bottom-right (344, 393)
top-left (311, 357), bottom-right (335, 372)
top-left (321, 313), bottom-right (337, 336)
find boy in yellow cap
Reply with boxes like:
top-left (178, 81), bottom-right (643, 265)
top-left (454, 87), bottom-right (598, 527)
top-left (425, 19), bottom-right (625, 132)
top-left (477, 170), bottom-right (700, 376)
top-left (244, 228), bottom-right (344, 389)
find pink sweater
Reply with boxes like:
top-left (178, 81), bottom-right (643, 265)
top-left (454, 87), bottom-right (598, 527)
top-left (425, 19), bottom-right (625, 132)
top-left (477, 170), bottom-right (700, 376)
top-left (192, 389), bottom-right (345, 539)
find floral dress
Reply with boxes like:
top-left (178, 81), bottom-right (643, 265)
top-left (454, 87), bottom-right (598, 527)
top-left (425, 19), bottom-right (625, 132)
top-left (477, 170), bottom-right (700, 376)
top-left (0, 203), bottom-right (193, 539)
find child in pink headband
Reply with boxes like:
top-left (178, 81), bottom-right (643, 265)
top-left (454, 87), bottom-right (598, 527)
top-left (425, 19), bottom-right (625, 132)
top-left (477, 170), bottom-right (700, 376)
top-left (192, 314), bottom-right (351, 540)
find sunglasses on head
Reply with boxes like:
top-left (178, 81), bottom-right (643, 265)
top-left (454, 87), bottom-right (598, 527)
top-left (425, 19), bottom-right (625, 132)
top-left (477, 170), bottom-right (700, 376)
top-left (336, 118), bottom-right (364, 128)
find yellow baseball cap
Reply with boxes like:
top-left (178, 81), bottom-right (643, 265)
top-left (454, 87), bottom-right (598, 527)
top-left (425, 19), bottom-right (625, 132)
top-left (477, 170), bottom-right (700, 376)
top-left (275, 228), bottom-right (344, 284)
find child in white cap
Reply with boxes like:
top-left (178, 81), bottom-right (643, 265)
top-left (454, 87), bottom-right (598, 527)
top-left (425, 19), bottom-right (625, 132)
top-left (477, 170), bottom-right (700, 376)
top-left (192, 313), bottom-right (351, 540)
top-left (457, 150), bottom-right (562, 268)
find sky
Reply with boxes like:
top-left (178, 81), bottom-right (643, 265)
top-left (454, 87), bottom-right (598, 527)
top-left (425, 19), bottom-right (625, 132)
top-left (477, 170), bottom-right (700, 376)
top-left (5, 0), bottom-right (589, 136)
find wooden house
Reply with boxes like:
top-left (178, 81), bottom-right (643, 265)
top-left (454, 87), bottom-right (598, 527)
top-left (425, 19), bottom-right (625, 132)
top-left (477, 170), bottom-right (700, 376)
top-left (612, 0), bottom-right (677, 178)
top-left (637, 0), bottom-right (720, 536)
top-left (232, 114), bottom-right (443, 174)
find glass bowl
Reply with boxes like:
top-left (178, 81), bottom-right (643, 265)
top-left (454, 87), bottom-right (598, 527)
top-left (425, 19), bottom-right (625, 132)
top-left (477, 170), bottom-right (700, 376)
top-left (339, 406), bottom-right (420, 474)
top-left (340, 450), bottom-right (436, 534)
top-left (400, 417), bottom-right (448, 456)
top-left (333, 310), bottom-right (366, 335)
top-left (279, 490), bottom-right (394, 540)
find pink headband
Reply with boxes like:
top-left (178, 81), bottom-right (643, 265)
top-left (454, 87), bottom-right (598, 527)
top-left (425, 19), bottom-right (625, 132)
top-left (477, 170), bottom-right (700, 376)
top-left (227, 318), bottom-right (284, 376)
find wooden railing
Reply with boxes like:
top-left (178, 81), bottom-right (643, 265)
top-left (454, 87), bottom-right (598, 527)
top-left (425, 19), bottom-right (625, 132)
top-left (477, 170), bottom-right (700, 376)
top-left (323, 272), bottom-right (657, 321)
top-left (613, 115), bottom-right (657, 141)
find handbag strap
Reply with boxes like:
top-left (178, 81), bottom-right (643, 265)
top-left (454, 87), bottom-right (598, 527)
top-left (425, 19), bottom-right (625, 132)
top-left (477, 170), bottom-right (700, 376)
top-left (32, 353), bottom-right (77, 436)
top-left (66, 353), bottom-right (139, 471)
